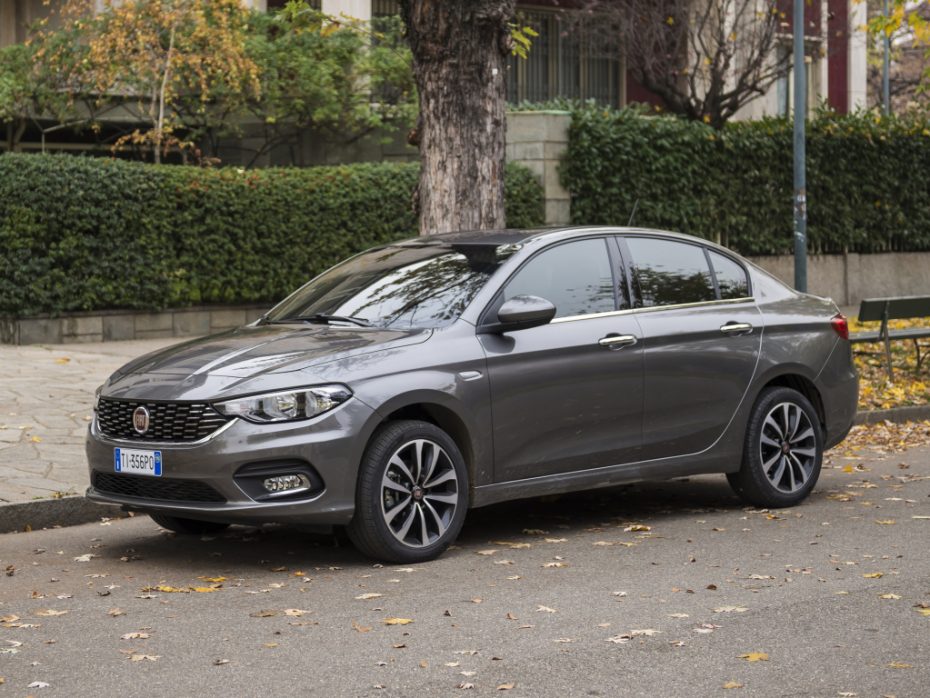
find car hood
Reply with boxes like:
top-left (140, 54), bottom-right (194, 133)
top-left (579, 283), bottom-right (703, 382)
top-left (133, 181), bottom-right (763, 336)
top-left (102, 324), bottom-right (432, 401)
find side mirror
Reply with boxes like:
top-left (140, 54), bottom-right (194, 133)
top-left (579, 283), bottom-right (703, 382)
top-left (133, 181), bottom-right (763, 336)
top-left (494, 295), bottom-right (556, 332)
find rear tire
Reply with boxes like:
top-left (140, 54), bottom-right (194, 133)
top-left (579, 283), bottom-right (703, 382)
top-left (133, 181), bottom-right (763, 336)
top-left (728, 386), bottom-right (823, 508)
top-left (150, 513), bottom-right (230, 535)
top-left (347, 420), bottom-right (468, 563)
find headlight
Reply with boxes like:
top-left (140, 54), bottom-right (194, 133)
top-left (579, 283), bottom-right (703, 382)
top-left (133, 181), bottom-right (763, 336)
top-left (213, 385), bottom-right (352, 423)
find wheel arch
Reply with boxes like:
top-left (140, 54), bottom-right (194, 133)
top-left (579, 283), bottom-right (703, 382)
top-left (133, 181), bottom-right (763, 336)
top-left (360, 390), bottom-right (486, 492)
top-left (756, 371), bottom-right (826, 431)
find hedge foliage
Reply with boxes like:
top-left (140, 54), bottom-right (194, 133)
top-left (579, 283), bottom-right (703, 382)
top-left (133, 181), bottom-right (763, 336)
top-left (0, 154), bottom-right (543, 317)
top-left (562, 106), bottom-right (930, 256)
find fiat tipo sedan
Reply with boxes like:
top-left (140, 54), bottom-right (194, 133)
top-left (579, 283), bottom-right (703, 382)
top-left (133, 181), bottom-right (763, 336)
top-left (86, 227), bottom-right (857, 562)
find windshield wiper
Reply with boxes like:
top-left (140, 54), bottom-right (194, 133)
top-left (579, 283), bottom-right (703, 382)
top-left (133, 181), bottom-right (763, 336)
top-left (269, 313), bottom-right (372, 327)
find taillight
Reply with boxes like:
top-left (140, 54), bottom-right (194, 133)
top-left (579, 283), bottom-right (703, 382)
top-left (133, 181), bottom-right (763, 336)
top-left (831, 313), bottom-right (849, 340)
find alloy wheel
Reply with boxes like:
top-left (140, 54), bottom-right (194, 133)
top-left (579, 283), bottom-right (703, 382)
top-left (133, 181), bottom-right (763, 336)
top-left (758, 401), bottom-right (817, 494)
top-left (380, 439), bottom-right (459, 548)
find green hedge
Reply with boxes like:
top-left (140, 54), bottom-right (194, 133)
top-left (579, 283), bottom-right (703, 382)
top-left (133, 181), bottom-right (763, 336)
top-left (562, 106), bottom-right (930, 256)
top-left (0, 154), bottom-right (543, 317)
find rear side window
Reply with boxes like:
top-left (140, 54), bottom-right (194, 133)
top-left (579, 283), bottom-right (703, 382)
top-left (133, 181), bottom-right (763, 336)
top-left (626, 238), bottom-right (715, 307)
top-left (708, 250), bottom-right (750, 300)
top-left (504, 238), bottom-right (615, 318)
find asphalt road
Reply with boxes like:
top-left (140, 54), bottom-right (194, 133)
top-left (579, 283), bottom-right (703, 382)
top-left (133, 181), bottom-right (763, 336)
top-left (1, 441), bottom-right (929, 697)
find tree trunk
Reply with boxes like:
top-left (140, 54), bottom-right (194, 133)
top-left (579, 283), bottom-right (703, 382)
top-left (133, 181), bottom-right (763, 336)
top-left (400, 0), bottom-right (515, 235)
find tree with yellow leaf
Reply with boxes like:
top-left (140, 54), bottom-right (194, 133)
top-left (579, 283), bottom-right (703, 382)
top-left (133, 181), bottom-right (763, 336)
top-left (37, 0), bottom-right (260, 162)
top-left (865, 0), bottom-right (930, 112)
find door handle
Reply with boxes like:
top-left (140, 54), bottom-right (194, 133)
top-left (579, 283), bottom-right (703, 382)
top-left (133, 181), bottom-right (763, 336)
top-left (720, 322), bottom-right (753, 335)
top-left (598, 334), bottom-right (637, 349)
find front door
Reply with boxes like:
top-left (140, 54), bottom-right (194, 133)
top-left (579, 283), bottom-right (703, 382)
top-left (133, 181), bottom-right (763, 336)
top-left (479, 237), bottom-right (644, 482)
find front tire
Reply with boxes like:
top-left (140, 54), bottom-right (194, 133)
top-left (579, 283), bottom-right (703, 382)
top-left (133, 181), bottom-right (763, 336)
top-left (347, 420), bottom-right (468, 563)
top-left (727, 387), bottom-right (824, 508)
top-left (150, 513), bottom-right (230, 535)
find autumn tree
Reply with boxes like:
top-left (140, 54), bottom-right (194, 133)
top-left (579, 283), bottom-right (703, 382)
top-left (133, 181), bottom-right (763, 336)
top-left (566, 0), bottom-right (793, 128)
top-left (866, 0), bottom-right (930, 111)
top-left (37, 0), bottom-right (260, 162)
top-left (0, 45), bottom-right (34, 150)
top-left (241, 9), bottom-right (416, 167)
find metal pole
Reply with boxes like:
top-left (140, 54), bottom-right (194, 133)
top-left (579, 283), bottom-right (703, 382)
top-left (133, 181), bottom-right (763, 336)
top-left (882, 0), bottom-right (891, 114)
top-left (793, 0), bottom-right (807, 293)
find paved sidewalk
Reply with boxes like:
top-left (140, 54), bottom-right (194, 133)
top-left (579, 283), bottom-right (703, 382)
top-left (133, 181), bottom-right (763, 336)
top-left (0, 338), bottom-right (182, 504)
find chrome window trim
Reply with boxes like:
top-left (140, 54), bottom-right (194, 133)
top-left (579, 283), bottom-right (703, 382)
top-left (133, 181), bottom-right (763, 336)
top-left (550, 308), bottom-right (636, 324)
top-left (549, 297), bottom-right (755, 324)
top-left (632, 297), bottom-right (755, 315)
top-left (93, 416), bottom-right (237, 447)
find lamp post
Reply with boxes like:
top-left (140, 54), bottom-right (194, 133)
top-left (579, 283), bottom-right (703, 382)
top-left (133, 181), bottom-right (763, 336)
top-left (793, 0), bottom-right (807, 292)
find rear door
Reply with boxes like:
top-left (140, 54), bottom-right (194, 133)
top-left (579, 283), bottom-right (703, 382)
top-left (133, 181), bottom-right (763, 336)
top-left (622, 236), bottom-right (762, 461)
top-left (479, 237), bottom-right (644, 482)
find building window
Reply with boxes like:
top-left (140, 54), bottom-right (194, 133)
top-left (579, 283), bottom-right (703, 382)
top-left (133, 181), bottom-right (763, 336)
top-left (372, 0), bottom-right (400, 17)
top-left (267, 0), bottom-right (319, 9)
top-left (507, 9), bottom-right (621, 107)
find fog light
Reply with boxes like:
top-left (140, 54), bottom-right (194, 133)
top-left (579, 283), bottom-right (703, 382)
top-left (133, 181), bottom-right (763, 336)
top-left (262, 474), bottom-right (309, 494)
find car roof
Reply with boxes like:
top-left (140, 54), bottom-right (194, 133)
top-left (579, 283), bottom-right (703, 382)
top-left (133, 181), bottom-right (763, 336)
top-left (409, 226), bottom-right (727, 251)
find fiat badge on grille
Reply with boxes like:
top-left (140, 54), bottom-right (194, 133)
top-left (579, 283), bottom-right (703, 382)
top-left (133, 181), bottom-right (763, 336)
top-left (132, 406), bottom-right (151, 435)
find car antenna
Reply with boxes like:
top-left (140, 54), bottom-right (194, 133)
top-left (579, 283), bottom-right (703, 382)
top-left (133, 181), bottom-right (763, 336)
top-left (627, 199), bottom-right (640, 227)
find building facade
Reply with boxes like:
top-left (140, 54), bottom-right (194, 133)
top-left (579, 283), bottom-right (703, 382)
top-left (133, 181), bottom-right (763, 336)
top-left (250, 0), bottom-right (868, 117)
top-left (1, 0), bottom-right (869, 162)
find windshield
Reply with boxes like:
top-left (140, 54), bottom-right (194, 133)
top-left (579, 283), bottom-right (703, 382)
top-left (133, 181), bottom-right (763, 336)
top-left (264, 243), bottom-right (514, 329)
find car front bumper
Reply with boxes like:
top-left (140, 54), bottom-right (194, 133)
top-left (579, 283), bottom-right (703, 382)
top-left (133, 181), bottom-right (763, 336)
top-left (85, 399), bottom-right (377, 526)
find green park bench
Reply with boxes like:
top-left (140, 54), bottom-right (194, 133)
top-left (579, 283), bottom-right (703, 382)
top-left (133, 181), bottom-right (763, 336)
top-left (849, 296), bottom-right (930, 381)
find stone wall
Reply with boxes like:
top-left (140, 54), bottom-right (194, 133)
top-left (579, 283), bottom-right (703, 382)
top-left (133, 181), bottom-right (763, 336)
top-left (505, 111), bottom-right (572, 226)
top-left (1, 305), bottom-right (268, 346)
top-left (747, 251), bottom-right (930, 308)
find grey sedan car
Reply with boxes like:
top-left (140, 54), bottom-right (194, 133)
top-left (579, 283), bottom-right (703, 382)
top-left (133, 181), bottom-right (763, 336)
top-left (86, 227), bottom-right (857, 562)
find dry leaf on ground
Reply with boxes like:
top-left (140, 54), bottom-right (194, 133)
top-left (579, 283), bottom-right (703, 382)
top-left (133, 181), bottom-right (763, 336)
top-left (738, 652), bottom-right (769, 662)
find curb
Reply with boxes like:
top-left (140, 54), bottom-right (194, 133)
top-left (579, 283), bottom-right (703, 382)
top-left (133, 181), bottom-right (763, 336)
top-left (854, 404), bottom-right (930, 425)
top-left (2, 404), bottom-right (929, 535)
top-left (0, 496), bottom-right (120, 534)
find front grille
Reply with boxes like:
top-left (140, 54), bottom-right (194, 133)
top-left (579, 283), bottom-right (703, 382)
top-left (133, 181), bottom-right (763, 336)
top-left (92, 472), bottom-right (227, 503)
top-left (97, 399), bottom-right (230, 442)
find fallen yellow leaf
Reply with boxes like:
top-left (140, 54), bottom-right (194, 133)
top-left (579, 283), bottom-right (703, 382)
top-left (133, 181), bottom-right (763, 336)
top-left (862, 572), bottom-right (884, 579)
top-left (35, 609), bottom-right (68, 617)
top-left (384, 617), bottom-right (414, 625)
top-left (144, 585), bottom-right (187, 593)
top-left (738, 652), bottom-right (769, 662)
top-left (874, 519), bottom-right (896, 525)
top-left (879, 593), bottom-right (901, 600)
top-left (355, 593), bottom-right (383, 600)
top-left (722, 681), bottom-right (744, 689)
top-left (197, 576), bottom-right (226, 583)
top-left (888, 661), bottom-right (912, 669)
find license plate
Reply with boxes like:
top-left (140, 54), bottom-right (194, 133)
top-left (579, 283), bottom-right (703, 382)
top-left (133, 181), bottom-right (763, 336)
top-left (114, 448), bottom-right (162, 477)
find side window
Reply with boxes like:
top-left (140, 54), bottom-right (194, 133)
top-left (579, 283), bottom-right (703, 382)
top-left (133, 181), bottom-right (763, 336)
top-left (708, 250), bottom-right (750, 300)
top-left (626, 237), bottom-right (715, 307)
top-left (504, 238), bottom-right (616, 319)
